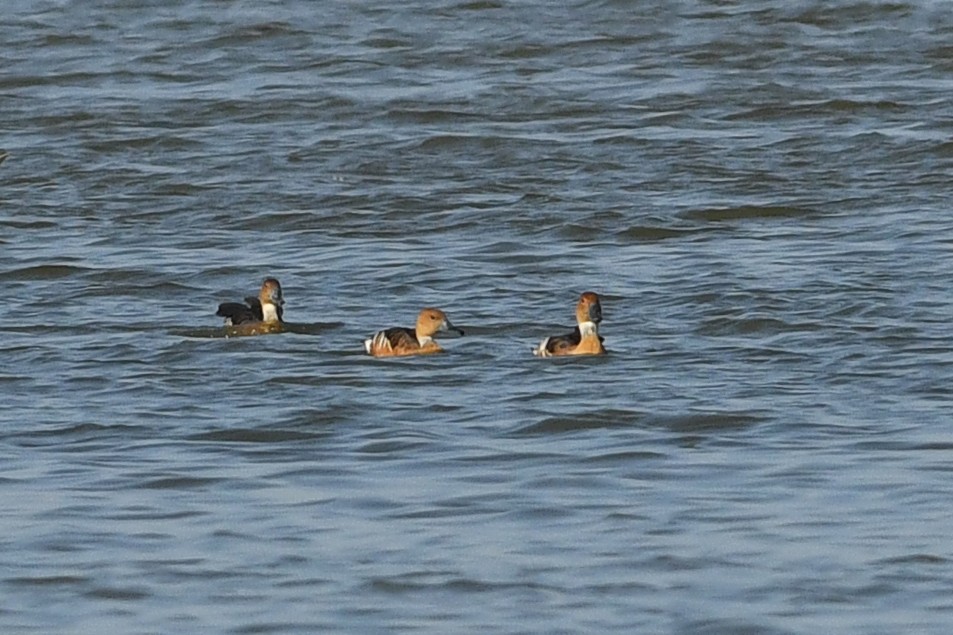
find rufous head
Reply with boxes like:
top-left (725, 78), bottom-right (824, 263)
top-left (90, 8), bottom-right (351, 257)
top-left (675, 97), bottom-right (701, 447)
top-left (416, 307), bottom-right (464, 339)
top-left (259, 278), bottom-right (284, 307)
top-left (575, 291), bottom-right (603, 325)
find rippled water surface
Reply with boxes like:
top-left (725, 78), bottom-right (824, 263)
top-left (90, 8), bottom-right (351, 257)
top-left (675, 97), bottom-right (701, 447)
top-left (3, 0), bottom-right (953, 632)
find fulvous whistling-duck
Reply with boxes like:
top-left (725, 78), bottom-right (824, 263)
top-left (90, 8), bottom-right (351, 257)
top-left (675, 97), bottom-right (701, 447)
top-left (364, 307), bottom-right (463, 357)
top-left (533, 291), bottom-right (606, 357)
top-left (216, 277), bottom-right (285, 336)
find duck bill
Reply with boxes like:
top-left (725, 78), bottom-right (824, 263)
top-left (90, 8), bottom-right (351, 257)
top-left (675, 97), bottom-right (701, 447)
top-left (588, 303), bottom-right (603, 324)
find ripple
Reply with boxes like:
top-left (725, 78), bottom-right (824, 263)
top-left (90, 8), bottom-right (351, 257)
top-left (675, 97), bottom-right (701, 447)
top-left (512, 408), bottom-right (645, 436)
top-left (136, 476), bottom-right (224, 490)
top-left (681, 205), bottom-right (818, 222)
top-left (0, 264), bottom-right (92, 280)
top-left (614, 225), bottom-right (700, 242)
top-left (6, 575), bottom-right (91, 587)
top-left (83, 586), bottom-right (150, 601)
top-left (187, 429), bottom-right (329, 443)
top-left (643, 413), bottom-right (765, 434)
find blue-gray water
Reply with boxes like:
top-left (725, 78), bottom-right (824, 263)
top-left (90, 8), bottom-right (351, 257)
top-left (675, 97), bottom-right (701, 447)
top-left (3, 1), bottom-right (953, 633)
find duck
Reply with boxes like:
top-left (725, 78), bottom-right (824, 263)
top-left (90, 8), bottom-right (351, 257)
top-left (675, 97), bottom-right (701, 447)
top-left (532, 291), bottom-right (607, 357)
top-left (364, 307), bottom-right (464, 357)
top-left (216, 277), bottom-right (285, 335)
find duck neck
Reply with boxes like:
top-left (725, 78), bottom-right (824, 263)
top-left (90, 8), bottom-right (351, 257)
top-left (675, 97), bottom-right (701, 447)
top-left (578, 321), bottom-right (598, 337)
top-left (416, 333), bottom-right (434, 346)
top-left (261, 303), bottom-right (280, 323)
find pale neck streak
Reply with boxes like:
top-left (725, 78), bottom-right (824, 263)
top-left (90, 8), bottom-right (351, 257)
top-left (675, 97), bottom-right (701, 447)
top-left (417, 334), bottom-right (433, 346)
top-left (261, 303), bottom-right (280, 323)
top-left (578, 321), bottom-right (598, 337)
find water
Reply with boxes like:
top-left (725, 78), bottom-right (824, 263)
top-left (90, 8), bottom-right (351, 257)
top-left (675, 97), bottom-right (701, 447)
top-left (2, 0), bottom-right (953, 632)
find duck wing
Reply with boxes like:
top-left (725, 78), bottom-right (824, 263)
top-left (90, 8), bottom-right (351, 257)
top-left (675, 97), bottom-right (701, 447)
top-left (380, 327), bottom-right (418, 350)
top-left (541, 326), bottom-right (582, 355)
top-left (216, 299), bottom-right (263, 325)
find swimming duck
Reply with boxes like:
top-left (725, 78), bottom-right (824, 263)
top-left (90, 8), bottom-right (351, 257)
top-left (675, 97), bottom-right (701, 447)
top-left (533, 291), bottom-right (606, 357)
top-left (216, 277), bottom-right (285, 335)
top-left (364, 307), bottom-right (464, 357)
